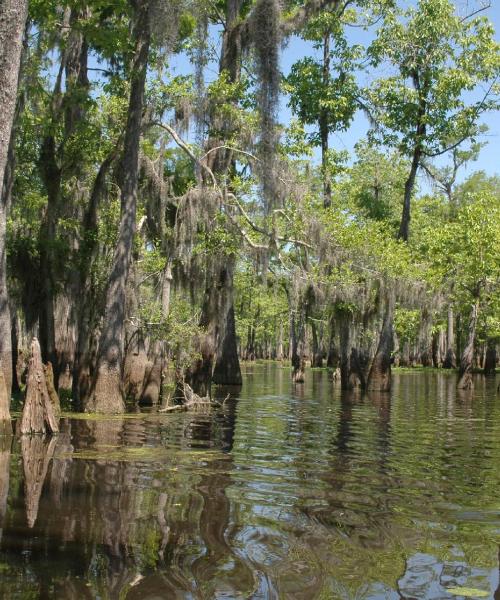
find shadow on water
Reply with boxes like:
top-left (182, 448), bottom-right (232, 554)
top-left (0, 366), bottom-right (499, 598)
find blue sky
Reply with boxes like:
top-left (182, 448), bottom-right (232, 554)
top-left (167, 0), bottom-right (499, 191)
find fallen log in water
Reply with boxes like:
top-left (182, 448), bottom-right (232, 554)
top-left (158, 384), bottom-right (229, 413)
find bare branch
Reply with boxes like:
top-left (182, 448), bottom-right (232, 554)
top-left (156, 122), bottom-right (218, 188)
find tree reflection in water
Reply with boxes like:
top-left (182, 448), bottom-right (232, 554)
top-left (0, 367), bottom-right (499, 598)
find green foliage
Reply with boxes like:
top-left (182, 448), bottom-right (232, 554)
top-left (426, 190), bottom-right (500, 302)
top-left (394, 308), bottom-right (420, 344)
top-left (285, 23), bottom-right (361, 143)
top-left (367, 0), bottom-right (500, 157)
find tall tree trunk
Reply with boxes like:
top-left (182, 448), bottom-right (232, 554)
top-left (187, 260), bottom-right (234, 396)
top-left (392, 330), bottom-right (400, 367)
top-left (484, 339), bottom-right (497, 376)
top-left (0, 436), bottom-right (10, 543)
top-left (457, 300), bottom-right (479, 390)
top-left (443, 304), bottom-right (456, 369)
top-left (418, 307), bottom-right (432, 367)
top-left (320, 31), bottom-right (331, 209)
top-left (276, 320), bottom-right (283, 361)
top-left (291, 311), bottom-right (305, 383)
top-left (213, 304), bottom-right (242, 385)
top-left (326, 316), bottom-right (338, 368)
top-left (213, 255), bottom-right (242, 386)
top-left (311, 320), bottom-right (323, 368)
top-left (139, 261), bottom-right (172, 405)
top-left (367, 292), bottom-right (395, 392)
top-left (189, 0), bottom-right (243, 395)
top-left (398, 143), bottom-right (421, 241)
top-left (338, 310), bottom-right (354, 390)
top-left (0, 0), bottom-right (28, 421)
top-left (73, 152), bottom-right (117, 407)
top-left (39, 7), bottom-right (89, 379)
top-left (87, 1), bottom-right (150, 413)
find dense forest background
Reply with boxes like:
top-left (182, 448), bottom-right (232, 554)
top-left (0, 0), bottom-right (499, 422)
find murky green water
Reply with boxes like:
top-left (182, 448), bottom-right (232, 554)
top-left (1, 365), bottom-right (500, 599)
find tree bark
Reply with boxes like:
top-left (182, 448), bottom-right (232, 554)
top-left (0, 0), bottom-right (28, 418)
top-left (19, 338), bottom-right (59, 435)
top-left (338, 310), bottom-right (354, 390)
top-left (484, 339), bottom-right (497, 376)
top-left (139, 262), bottom-right (172, 406)
top-left (443, 304), bottom-right (456, 368)
top-left (87, 0), bottom-right (150, 413)
top-left (367, 292), bottom-right (395, 392)
top-left (0, 436), bottom-right (10, 544)
top-left (213, 304), bottom-right (242, 385)
top-left (311, 320), bottom-right (324, 368)
top-left (187, 259), bottom-right (236, 396)
top-left (291, 311), bottom-right (306, 383)
top-left (398, 134), bottom-right (422, 241)
top-left (37, 7), bottom-right (90, 381)
top-left (457, 300), bottom-right (479, 390)
top-left (418, 307), bottom-right (432, 367)
top-left (73, 152), bottom-right (117, 407)
top-left (276, 320), bottom-right (283, 361)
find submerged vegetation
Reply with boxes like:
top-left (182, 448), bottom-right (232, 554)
top-left (0, 0), bottom-right (498, 425)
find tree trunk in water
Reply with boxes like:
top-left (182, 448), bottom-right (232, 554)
top-left (0, 368), bottom-right (11, 435)
top-left (44, 361), bottom-right (61, 415)
top-left (367, 293), bottom-right (394, 392)
top-left (443, 305), bottom-right (456, 369)
top-left (213, 304), bottom-right (242, 386)
top-left (0, 436), bottom-right (10, 544)
top-left (39, 8), bottom-right (89, 381)
top-left (291, 312), bottom-right (306, 383)
top-left (87, 2), bottom-right (150, 413)
top-left (400, 341), bottom-right (410, 367)
top-left (123, 267), bottom-right (147, 402)
top-left (10, 311), bottom-right (20, 394)
top-left (431, 330), bottom-right (440, 368)
top-left (73, 153), bottom-right (117, 408)
top-left (192, 0), bottom-right (242, 392)
top-left (311, 321), bottom-right (324, 368)
top-left (484, 340), bottom-right (497, 375)
top-left (276, 320), bottom-right (283, 361)
top-left (187, 260), bottom-right (233, 396)
top-left (457, 300), bottom-right (479, 390)
top-left (139, 263), bottom-right (172, 406)
top-left (212, 253), bottom-right (241, 386)
top-left (338, 311), bottom-right (354, 390)
top-left (0, 0), bottom-right (28, 416)
top-left (392, 330), bottom-right (400, 367)
top-left (326, 317), bottom-right (339, 368)
top-left (418, 308), bottom-right (432, 367)
top-left (19, 338), bottom-right (59, 435)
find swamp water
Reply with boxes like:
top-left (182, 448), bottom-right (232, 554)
top-left (0, 365), bottom-right (499, 599)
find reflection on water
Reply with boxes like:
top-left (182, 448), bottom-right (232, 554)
top-left (0, 365), bottom-right (500, 598)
